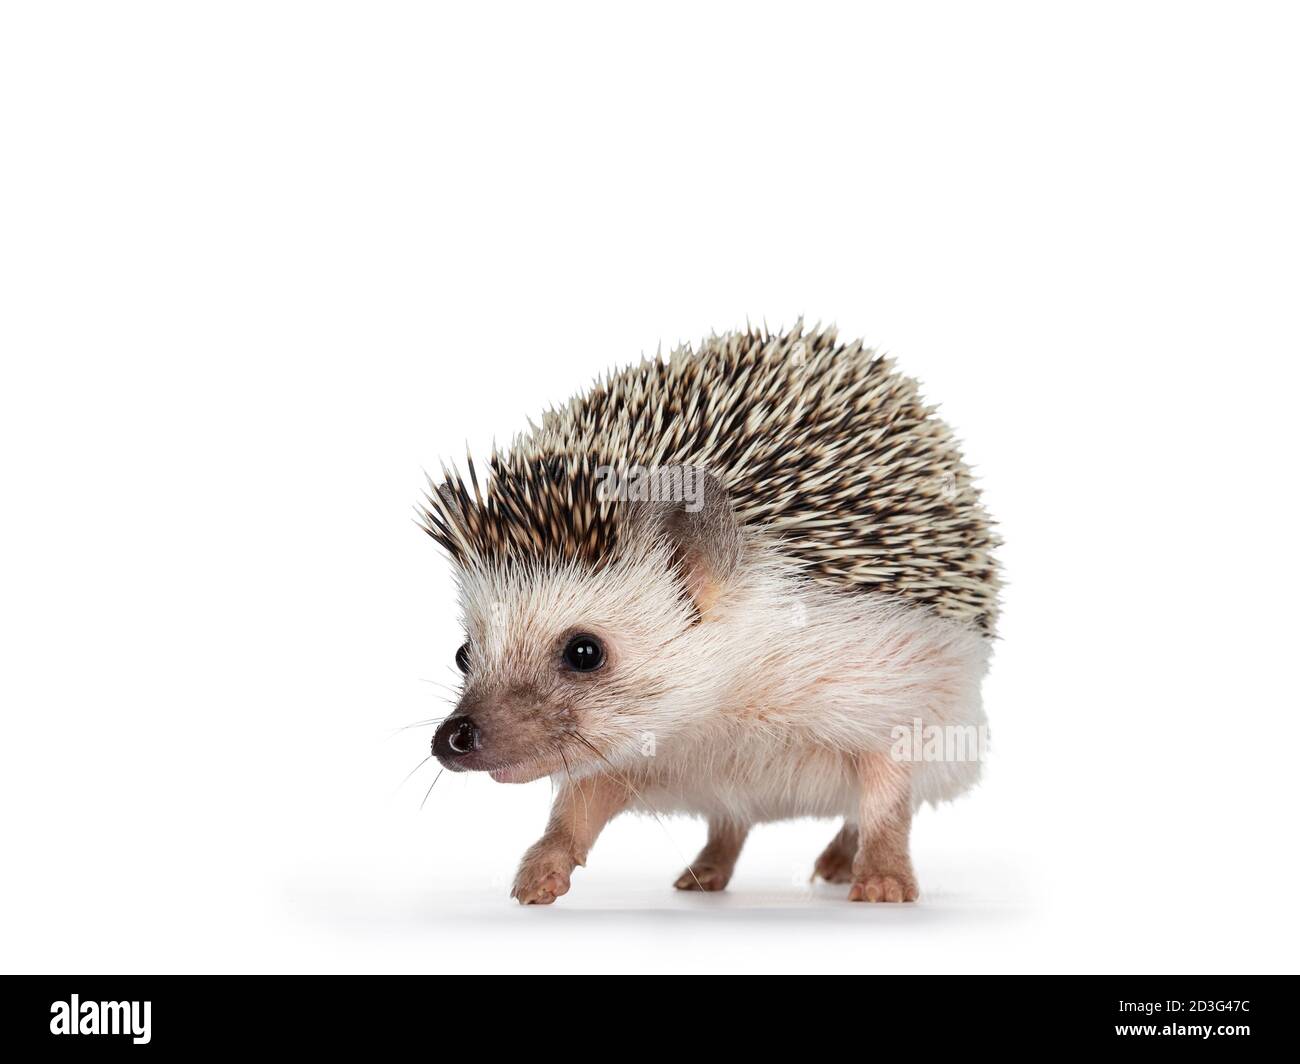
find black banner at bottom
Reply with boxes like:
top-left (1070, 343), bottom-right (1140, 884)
top-left (0, 975), bottom-right (1289, 1052)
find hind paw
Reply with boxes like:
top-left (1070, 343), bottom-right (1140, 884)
top-left (848, 872), bottom-right (919, 903)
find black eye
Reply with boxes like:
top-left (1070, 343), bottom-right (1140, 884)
top-left (562, 634), bottom-right (604, 672)
top-left (454, 643), bottom-right (470, 673)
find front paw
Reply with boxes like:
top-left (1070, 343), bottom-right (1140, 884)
top-left (511, 846), bottom-right (574, 905)
top-left (813, 845), bottom-right (855, 884)
top-left (673, 862), bottom-right (733, 892)
top-left (848, 871), bottom-right (919, 903)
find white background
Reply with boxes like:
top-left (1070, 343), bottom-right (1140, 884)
top-left (2, 2), bottom-right (1297, 974)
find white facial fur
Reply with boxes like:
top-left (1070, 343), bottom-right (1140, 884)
top-left (451, 533), bottom-right (989, 823)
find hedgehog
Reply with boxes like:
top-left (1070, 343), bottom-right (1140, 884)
top-left (419, 322), bottom-right (998, 904)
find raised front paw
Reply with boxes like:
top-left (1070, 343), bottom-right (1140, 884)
top-left (848, 871), bottom-right (919, 903)
top-left (673, 862), bottom-right (733, 892)
top-left (510, 846), bottom-right (574, 906)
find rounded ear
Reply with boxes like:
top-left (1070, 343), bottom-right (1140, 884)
top-left (625, 467), bottom-right (742, 615)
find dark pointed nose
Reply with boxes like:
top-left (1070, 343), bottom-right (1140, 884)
top-left (433, 716), bottom-right (480, 760)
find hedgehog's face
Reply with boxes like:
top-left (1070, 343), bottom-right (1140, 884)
top-left (431, 474), bottom-right (742, 782)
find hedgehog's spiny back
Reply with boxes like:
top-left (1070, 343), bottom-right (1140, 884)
top-left (422, 324), bottom-right (999, 633)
